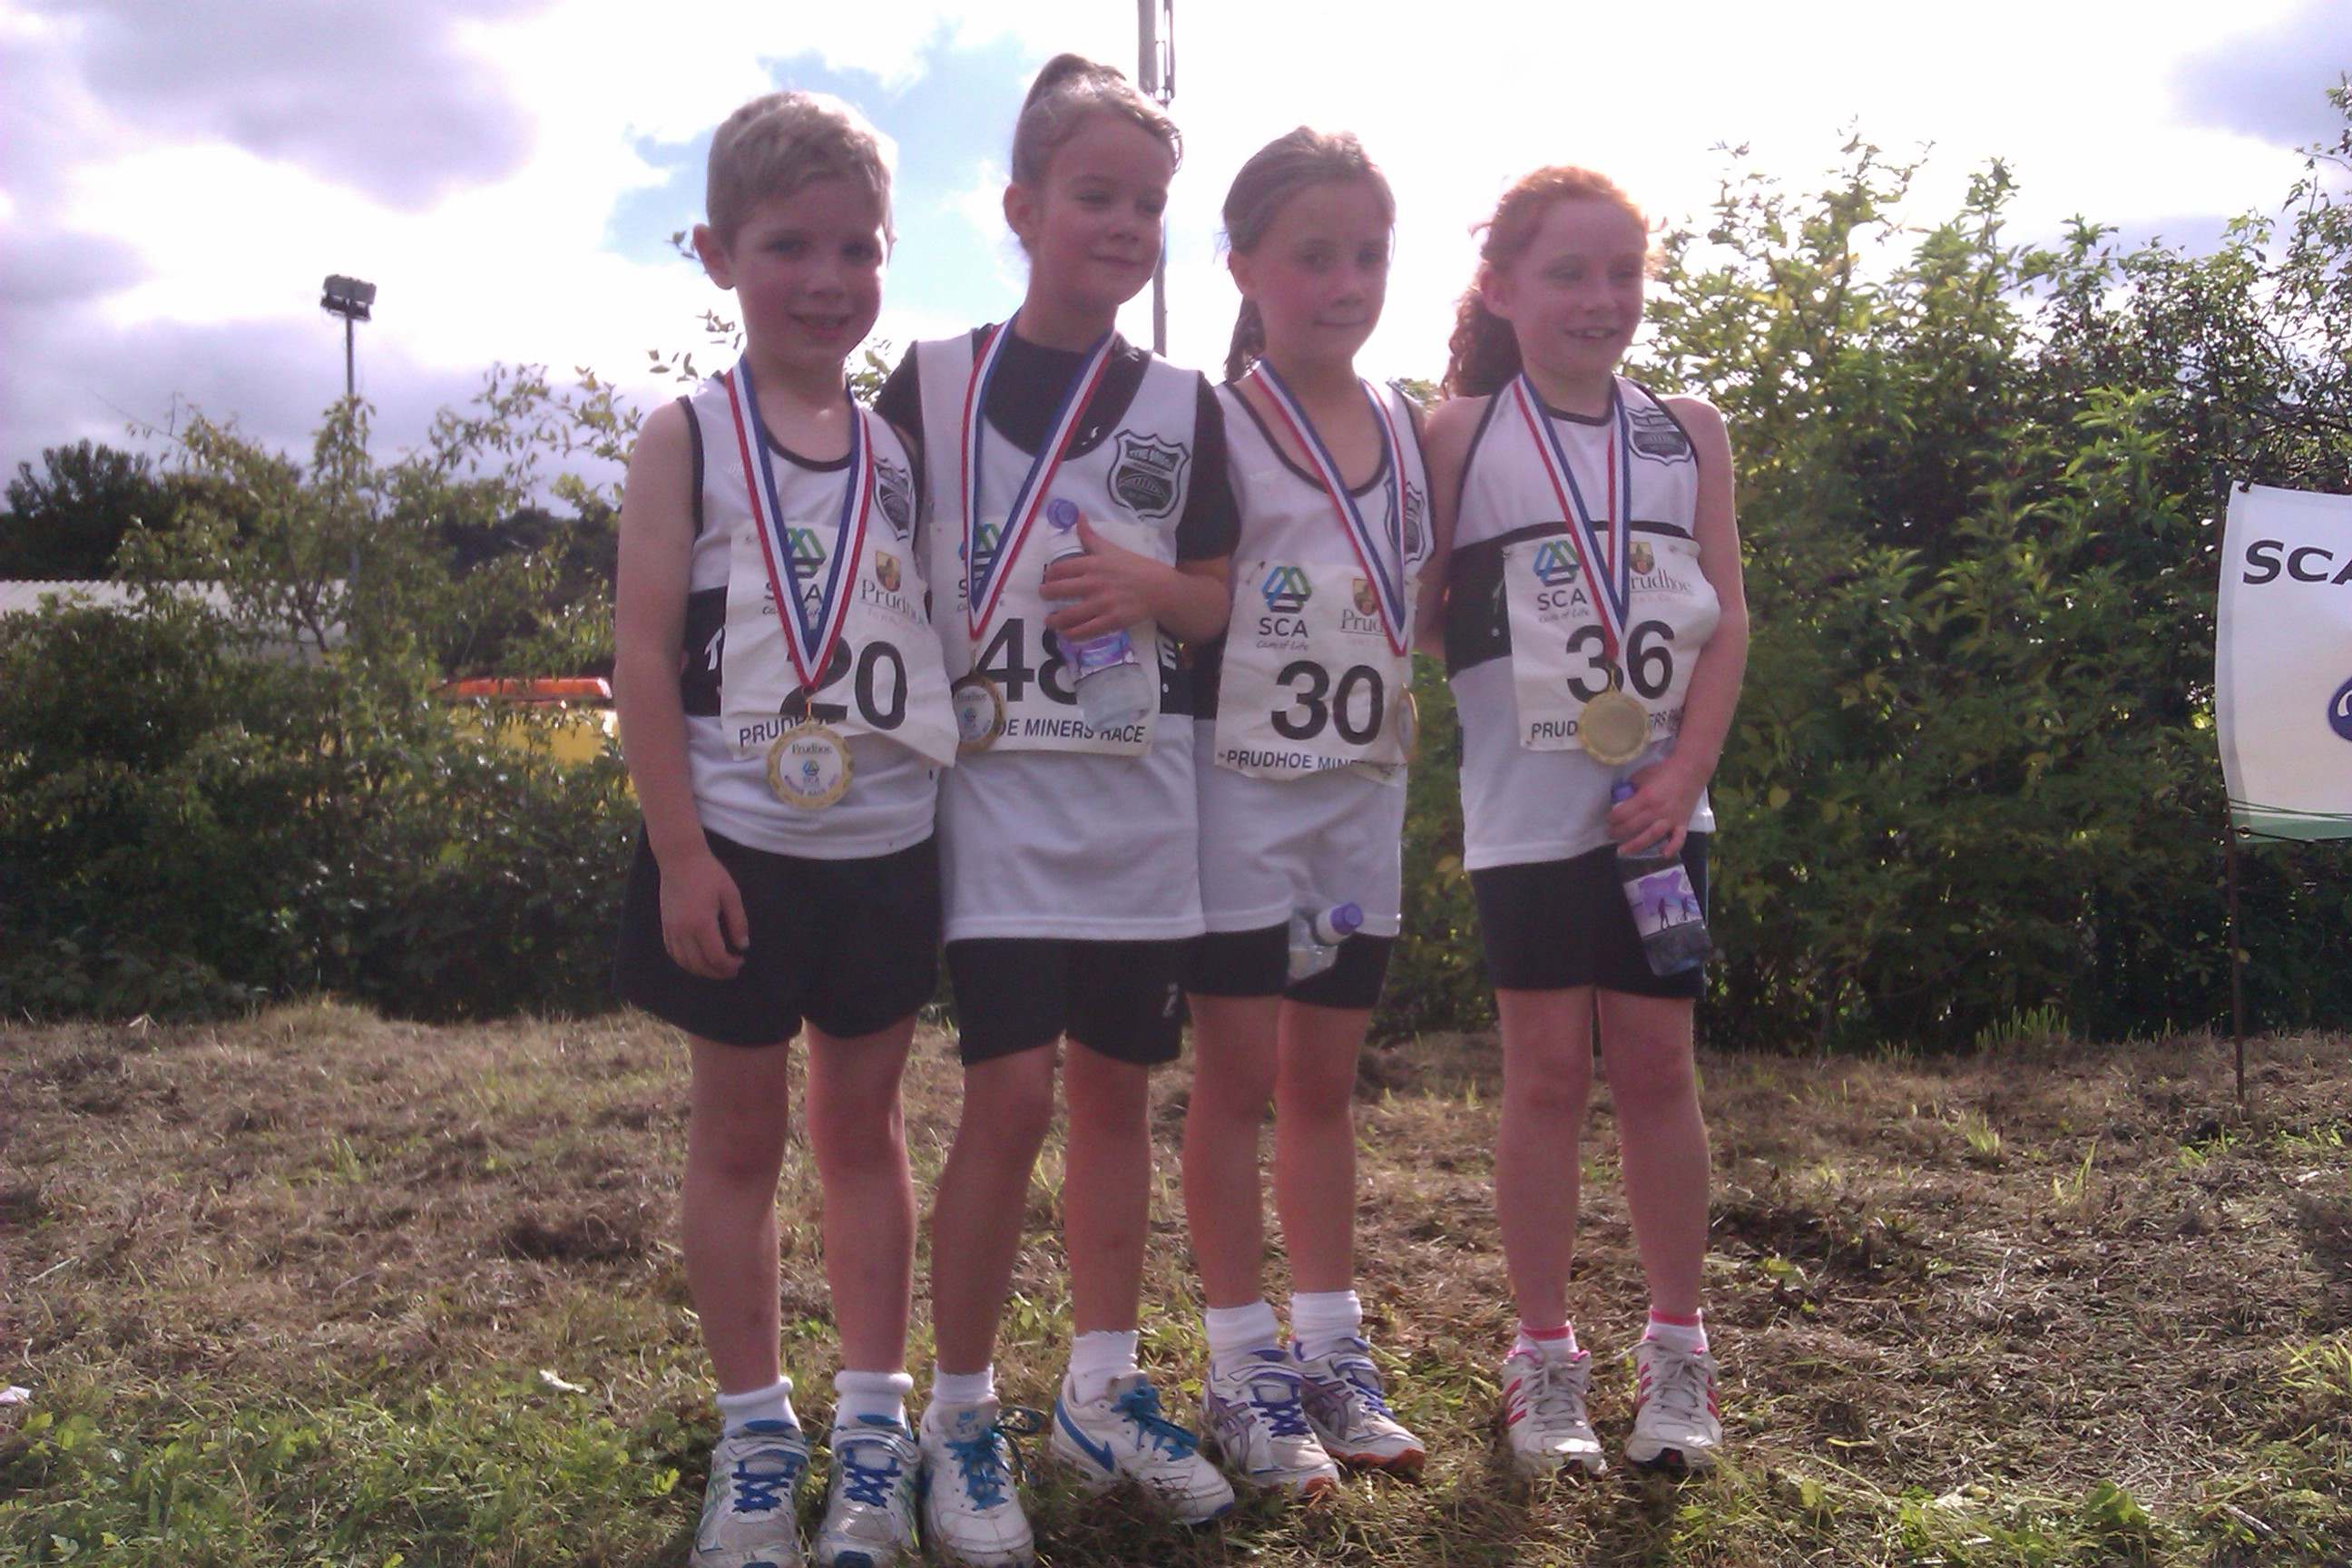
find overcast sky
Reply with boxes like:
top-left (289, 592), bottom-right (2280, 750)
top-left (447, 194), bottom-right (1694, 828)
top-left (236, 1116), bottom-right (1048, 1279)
top-left (2, 0), bottom-right (2345, 486)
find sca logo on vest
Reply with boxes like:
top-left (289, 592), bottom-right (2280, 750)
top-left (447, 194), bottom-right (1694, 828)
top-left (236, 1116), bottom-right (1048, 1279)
top-left (2332, 674), bottom-right (2352, 743)
top-left (1531, 539), bottom-right (1582, 587)
top-left (1258, 564), bottom-right (1313, 641)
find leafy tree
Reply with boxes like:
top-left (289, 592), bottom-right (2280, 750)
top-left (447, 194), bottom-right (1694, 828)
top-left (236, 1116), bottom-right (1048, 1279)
top-left (0, 440), bottom-right (178, 579)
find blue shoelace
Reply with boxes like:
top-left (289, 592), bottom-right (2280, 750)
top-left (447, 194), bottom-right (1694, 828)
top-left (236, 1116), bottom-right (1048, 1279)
top-left (730, 1442), bottom-right (804, 1514)
top-left (1245, 1371), bottom-right (1315, 1438)
top-left (1112, 1381), bottom-right (1203, 1459)
top-left (1331, 1356), bottom-right (1396, 1417)
top-left (945, 1429), bottom-right (1012, 1509)
top-left (834, 1431), bottom-right (905, 1508)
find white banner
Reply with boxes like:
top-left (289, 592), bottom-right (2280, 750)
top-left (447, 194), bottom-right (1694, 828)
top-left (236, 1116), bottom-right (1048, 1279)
top-left (2216, 483), bottom-right (2352, 841)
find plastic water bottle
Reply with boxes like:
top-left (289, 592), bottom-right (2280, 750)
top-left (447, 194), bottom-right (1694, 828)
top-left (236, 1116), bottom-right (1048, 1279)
top-left (1288, 902), bottom-right (1364, 983)
top-left (1611, 781), bottom-right (1710, 976)
top-left (1044, 498), bottom-right (1154, 731)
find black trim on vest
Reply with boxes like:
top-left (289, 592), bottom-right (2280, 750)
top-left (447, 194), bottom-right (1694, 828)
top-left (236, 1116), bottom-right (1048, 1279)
top-left (680, 587), bottom-right (724, 714)
top-left (680, 395), bottom-right (705, 540)
top-left (1221, 380), bottom-right (1393, 497)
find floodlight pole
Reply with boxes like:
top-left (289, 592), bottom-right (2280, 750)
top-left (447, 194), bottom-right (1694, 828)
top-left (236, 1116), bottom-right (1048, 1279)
top-left (1139, 0), bottom-right (1173, 354)
top-left (2226, 812), bottom-right (2246, 1103)
top-left (343, 317), bottom-right (356, 403)
top-left (319, 274), bottom-right (377, 408)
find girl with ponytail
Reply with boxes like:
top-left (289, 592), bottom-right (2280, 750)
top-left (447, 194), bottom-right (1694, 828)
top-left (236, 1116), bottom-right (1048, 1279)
top-left (1181, 126), bottom-right (1430, 1495)
top-left (1421, 166), bottom-right (1750, 1480)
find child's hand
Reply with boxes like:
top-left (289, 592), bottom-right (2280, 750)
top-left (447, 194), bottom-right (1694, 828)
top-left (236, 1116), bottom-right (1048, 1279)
top-left (660, 849), bottom-right (749, 979)
top-left (1042, 517), bottom-right (1163, 640)
top-left (1608, 755), bottom-right (1707, 858)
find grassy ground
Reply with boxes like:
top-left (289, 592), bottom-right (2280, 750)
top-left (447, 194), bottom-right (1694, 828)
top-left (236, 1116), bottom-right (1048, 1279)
top-left (4, 1004), bottom-right (2349, 1566)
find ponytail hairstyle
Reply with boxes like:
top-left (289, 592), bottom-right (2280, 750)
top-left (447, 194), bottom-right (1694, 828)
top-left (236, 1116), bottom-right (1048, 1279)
top-left (1009, 52), bottom-right (1181, 205)
top-left (1442, 166), bottom-right (1649, 397)
top-left (1220, 126), bottom-right (1395, 382)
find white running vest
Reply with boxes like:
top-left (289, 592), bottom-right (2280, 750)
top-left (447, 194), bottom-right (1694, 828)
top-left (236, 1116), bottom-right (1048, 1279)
top-left (910, 330), bottom-right (1212, 941)
top-left (1446, 377), bottom-right (1720, 870)
top-left (676, 383), bottom-right (943, 859)
top-left (1210, 380), bottom-right (1430, 779)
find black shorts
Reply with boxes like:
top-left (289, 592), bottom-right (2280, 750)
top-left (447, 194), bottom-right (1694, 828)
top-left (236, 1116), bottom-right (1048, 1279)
top-left (1470, 835), bottom-right (1709, 998)
top-left (1183, 926), bottom-right (1395, 1011)
top-left (613, 828), bottom-right (940, 1047)
top-left (946, 938), bottom-right (1187, 1067)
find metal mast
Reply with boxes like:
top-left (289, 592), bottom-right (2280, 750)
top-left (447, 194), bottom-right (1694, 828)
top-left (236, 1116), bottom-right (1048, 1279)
top-left (1138, 0), bottom-right (1174, 353)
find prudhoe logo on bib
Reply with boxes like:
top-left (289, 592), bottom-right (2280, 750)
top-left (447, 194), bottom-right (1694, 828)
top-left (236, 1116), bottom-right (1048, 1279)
top-left (875, 551), bottom-right (902, 594)
top-left (1110, 433), bottom-right (1188, 518)
top-left (1630, 541), bottom-right (1655, 577)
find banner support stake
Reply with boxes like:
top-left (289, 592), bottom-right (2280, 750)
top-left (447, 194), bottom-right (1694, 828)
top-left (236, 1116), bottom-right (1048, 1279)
top-left (2226, 810), bottom-right (2245, 1104)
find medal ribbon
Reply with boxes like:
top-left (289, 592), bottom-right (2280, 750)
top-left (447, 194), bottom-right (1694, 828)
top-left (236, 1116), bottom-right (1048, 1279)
top-left (1511, 372), bottom-right (1633, 662)
top-left (723, 358), bottom-right (874, 689)
top-left (959, 319), bottom-right (1117, 638)
top-left (1247, 364), bottom-right (1413, 656)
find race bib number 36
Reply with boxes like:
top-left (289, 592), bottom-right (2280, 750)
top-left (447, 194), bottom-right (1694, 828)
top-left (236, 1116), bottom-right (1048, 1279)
top-left (1214, 557), bottom-right (1410, 779)
top-left (1500, 531), bottom-right (1718, 753)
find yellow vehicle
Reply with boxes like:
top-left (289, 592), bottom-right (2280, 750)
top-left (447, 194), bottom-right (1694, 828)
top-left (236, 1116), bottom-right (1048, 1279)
top-left (441, 677), bottom-right (616, 767)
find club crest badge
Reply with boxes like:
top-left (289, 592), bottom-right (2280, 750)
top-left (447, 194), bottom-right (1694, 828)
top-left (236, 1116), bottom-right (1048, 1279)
top-left (875, 551), bottom-right (902, 594)
top-left (1402, 481), bottom-right (1427, 558)
top-left (876, 457), bottom-right (914, 537)
top-left (1108, 432), bottom-right (1188, 519)
top-left (1626, 404), bottom-right (1691, 463)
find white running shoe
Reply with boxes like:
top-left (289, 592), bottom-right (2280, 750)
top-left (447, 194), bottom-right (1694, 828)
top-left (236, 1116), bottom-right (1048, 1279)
top-left (1497, 1348), bottom-right (1606, 1478)
top-left (917, 1399), bottom-right (1040, 1568)
top-left (692, 1418), bottom-right (809, 1568)
top-left (1049, 1370), bottom-right (1236, 1524)
top-left (1625, 1339), bottom-right (1722, 1472)
top-left (1292, 1338), bottom-right (1426, 1475)
top-left (813, 1416), bottom-right (918, 1568)
top-left (1200, 1348), bottom-right (1341, 1495)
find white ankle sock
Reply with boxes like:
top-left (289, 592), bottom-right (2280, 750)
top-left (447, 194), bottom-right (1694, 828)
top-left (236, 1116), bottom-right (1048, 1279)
top-left (1289, 1289), bottom-right (1363, 1360)
top-left (928, 1364), bottom-right (995, 1410)
top-left (1642, 1309), bottom-right (1708, 1357)
top-left (833, 1368), bottom-right (913, 1430)
top-left (1513, 1323), bottom-right (1580, 1361)
top-left (1064, 1329), bottom-right (1140, 1404)
top-left (1203, 1299), bottom-right (1282, 1367)
top-left (715, 1375), bottom-right (797, 1435)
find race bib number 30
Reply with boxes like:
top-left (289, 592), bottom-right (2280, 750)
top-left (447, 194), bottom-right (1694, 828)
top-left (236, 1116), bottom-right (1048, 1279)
top-left (1500, 531), bottom-right (1718, 753)
top-left (1214, 557), bottom-right (1410, 779)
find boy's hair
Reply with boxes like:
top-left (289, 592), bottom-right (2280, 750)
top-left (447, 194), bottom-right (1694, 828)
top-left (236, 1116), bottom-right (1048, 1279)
top-left (1009, 53), bottom-right (1181, 191)
top-left (1442, 166), bottom-right (1650, 397)
top-left (1220, 126), bottom-right (1394, 382)
top-left (705, 90), bottom-right (896, 250)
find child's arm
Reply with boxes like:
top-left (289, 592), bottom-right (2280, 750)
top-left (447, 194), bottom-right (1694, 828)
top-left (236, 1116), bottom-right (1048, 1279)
top-left (613, 400), bottom-right (748, 979)
top-left (1043, 524), bottom-right (1231, 644)
top-left (1607, 396), bottom-right (1750, 858)
top-left (1412, 395), bottom-right (1483, 659)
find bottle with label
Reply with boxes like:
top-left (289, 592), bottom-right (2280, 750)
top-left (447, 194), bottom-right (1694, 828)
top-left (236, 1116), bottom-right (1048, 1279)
top-left (1610, 781), bottom-right (1710, 976)
top-left (1044, 497), bottom-right (1154, 731)
top-left (1288, 901), bottom-right (1364, 983)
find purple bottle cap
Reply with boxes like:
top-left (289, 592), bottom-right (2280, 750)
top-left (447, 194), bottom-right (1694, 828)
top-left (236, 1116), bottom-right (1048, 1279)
top-left (1611, 780), bottom-right (1634, 804)
top-left (1046, 497), bottom-right (1079, 529)
top-left (1330, 902), bottom-right (1364, 936)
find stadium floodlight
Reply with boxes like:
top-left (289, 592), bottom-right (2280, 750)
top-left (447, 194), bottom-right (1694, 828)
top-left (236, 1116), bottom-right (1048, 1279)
top-left (319, 274), bottom-right (377, 402)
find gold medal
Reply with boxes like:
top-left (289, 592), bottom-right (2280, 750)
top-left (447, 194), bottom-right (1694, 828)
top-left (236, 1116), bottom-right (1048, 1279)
top-left (1578, 686), bottom-right (1648, 766)
top-left (950, 673), bottom-right (1004, 755)
top-left (765, 722), bottom-right (852, 808)
top-left (1392, 685), bottom-right (1419, 765)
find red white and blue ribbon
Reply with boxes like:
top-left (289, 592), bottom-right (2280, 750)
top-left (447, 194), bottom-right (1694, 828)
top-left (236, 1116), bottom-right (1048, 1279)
top-left (959, 318), bottom-right (1117, 638)
top-left (1512, 371), bottom-right (1632, 661)
top-left (1247, 364), bottom-right (1413, 656)
top-left (722, 357), bottom-right (873, 688)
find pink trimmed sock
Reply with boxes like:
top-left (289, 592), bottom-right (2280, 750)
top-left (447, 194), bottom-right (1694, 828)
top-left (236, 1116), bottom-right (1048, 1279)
top-left (1513, 1321), bottom-right (1580, 1360)
top-left (1642, 1308), bottom-right (1708, 1357)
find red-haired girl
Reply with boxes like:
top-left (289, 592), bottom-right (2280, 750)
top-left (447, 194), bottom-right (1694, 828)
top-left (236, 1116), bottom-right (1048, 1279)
top-left (1419, 166), bottom-right (1749, 1476)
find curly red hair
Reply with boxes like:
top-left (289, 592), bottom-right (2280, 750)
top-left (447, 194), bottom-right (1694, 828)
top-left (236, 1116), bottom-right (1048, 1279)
top-left (1443, 166), bottom-right (1648, 397)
